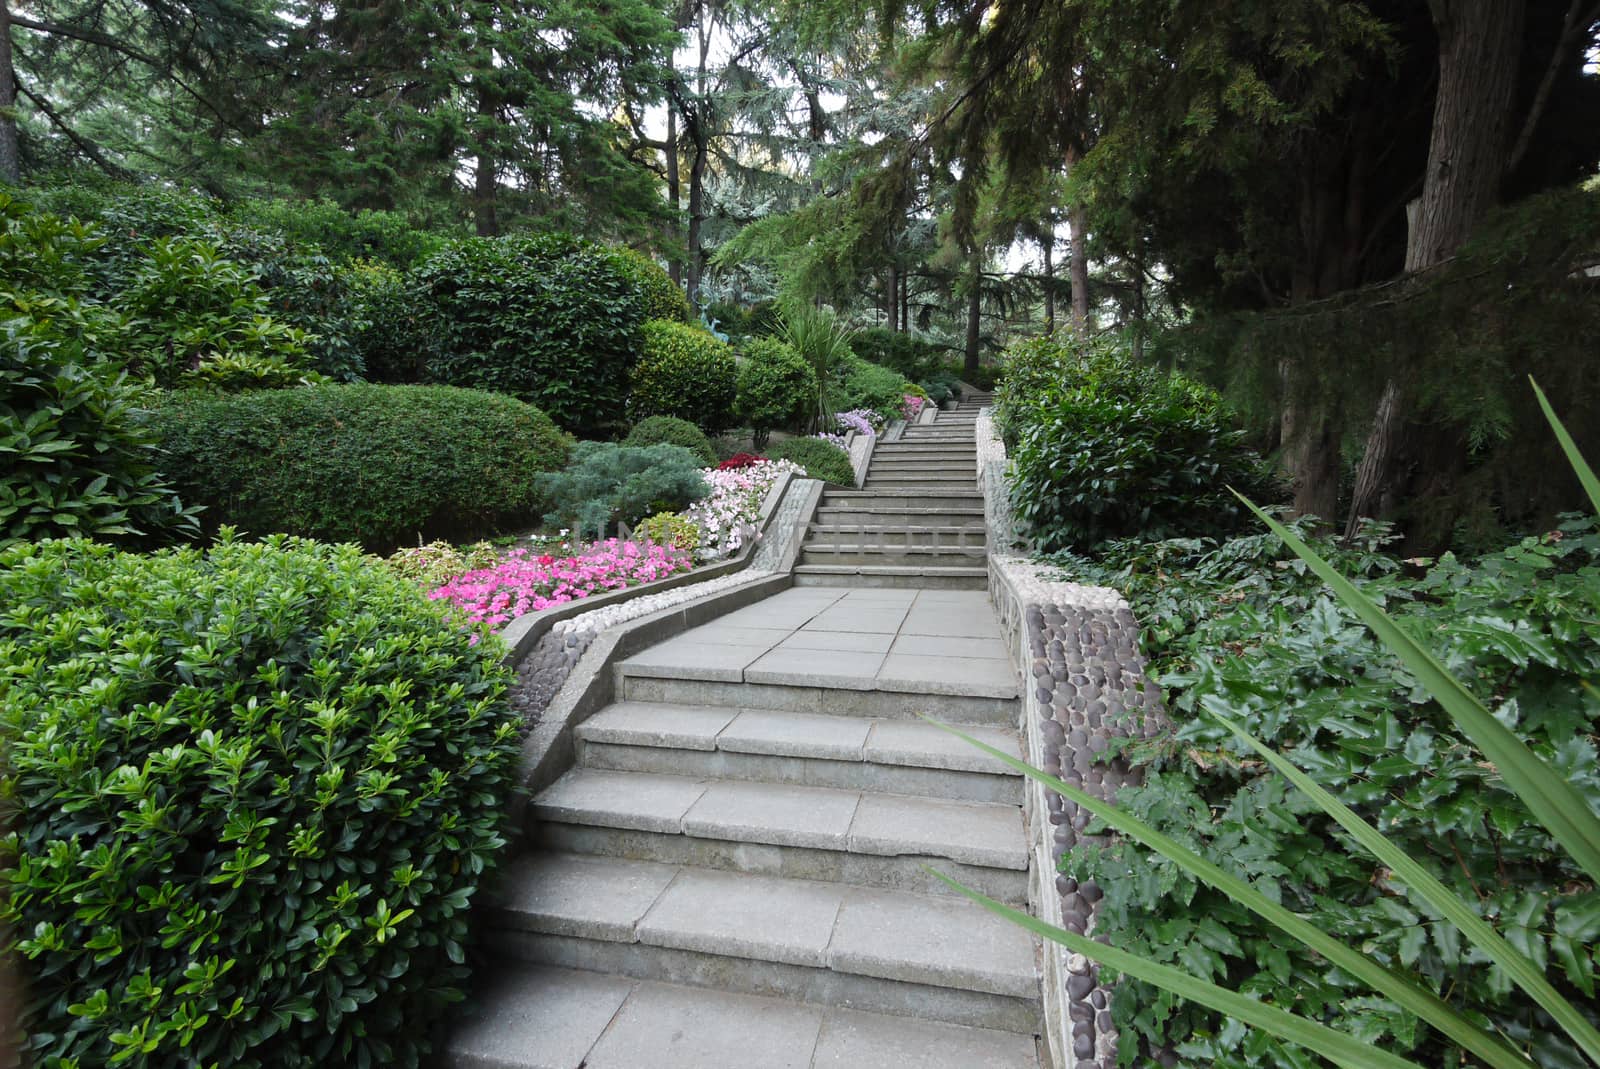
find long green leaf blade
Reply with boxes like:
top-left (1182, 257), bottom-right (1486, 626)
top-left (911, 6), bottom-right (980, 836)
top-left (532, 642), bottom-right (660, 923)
top-left (1531, 377), bottom-right (1600, 516)
top-left (1236, 495), bottom-right (1600, 886)
top-left (1215, 711), bottom-right (1600, 1066)
top-left (928, 870), bottom-right (1427, 1069)
top-left (925, 719), bottom-right (1530, 1069)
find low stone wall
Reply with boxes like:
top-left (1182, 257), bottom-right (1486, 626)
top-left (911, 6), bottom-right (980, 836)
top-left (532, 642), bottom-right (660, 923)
top-left (976, 410), bottom-right (1170, 1069)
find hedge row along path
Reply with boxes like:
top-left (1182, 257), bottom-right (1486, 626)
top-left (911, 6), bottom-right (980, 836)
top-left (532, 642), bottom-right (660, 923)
top-left (446, 395), bottom-right (1048, 1067)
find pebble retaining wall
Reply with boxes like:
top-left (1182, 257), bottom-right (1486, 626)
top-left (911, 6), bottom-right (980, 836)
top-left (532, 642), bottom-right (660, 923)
top-left (976, 410), bottom-right (1170, 1069)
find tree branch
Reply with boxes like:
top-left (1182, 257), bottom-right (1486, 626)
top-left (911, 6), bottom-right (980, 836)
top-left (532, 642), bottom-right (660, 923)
top-left (1506, 0), bottom-right (1600, 175)
top-left (15, 81), bottom-right (131, 179)
top-left (10, 12), bottom-right (229, 126)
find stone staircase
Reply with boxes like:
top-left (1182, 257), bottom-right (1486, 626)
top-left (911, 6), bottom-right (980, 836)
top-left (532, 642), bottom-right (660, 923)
top-left (447, 396), bottom-right (1042, 1069)
top-left (796, 395), bottom-right (991, 589)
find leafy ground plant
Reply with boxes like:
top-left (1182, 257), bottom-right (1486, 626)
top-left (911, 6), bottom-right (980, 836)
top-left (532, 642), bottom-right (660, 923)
top-left (935, 382), bottom-right (1600, 1068)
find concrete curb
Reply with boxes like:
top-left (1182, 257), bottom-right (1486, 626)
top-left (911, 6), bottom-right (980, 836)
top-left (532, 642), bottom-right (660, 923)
top-left (497, 471), bottom-right (800, 665)
top-left (508, 473), bottom-right (823, 813)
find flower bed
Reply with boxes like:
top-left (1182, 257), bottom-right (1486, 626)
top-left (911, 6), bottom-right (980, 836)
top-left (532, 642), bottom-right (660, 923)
top-left (683, 458), bottom-right (803, 561)
top-left (429, 539), bottom-right (692, 627)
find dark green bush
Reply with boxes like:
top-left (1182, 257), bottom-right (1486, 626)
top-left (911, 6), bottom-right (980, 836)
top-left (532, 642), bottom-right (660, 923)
top-left (617, 249), bottom-right (689, 322)
top-left (764, 437), bottom-right (855, 485)
top-left (1, 294), bottom-right (200, 548)
top-left (1050, 518), bottom-right (1600, 1068)
top-left (536, 441), bottom-right (709, 538)
top-left (149, 384), bottom-right (571, 552)
top-left (413, 234), bottom-right (647, 436)
top-left (343, 260), bottom-right (425, 384)
top-left (736, 337), bottom-right (817, 448)
top-left (999, 337), bottom-right (1279, 550)
top-left (852, 327), bottom-right (947, 382)
top-left (0, 534), bottom-right (521, 1069)
top-left (628, 319), bottom-right (737, 433)
top-left (624, 414), bottom-right (717, 466)
top-left (228, 198), bottom-right (449, 268)
top-left (835, 356), bottom-right (909, 423)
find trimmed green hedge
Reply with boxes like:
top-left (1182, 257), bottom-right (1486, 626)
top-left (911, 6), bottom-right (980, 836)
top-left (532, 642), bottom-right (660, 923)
top-left (413, 234), bottom-right (647, 436)
top-left (0, 534), bottom-right (520, 1069)
top-left (624, 414), bottom-right (717, 467)
top-left (629, 319), bottom-right (737, 434)
top-left (617, 249), bottom-right (690, 322)
top-left (765, 437), bottom-right (855, 486)
top-left (149, 384), bottom-right (571, 552)
top-left (736, 337), bottom-right (816, 447)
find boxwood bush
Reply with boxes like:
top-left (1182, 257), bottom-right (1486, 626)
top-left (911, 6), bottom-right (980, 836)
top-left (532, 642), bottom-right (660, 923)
top-left (628, 319), bottom-right (737, 434)
top-left (764, 437), bottom-right (855, 486)
top-left (835, 356), bottom-right (910, 424)
top-left (149, 384), bottom-right (571, 552)
top-left (0, 534), bottom-right (521, 1069)
top-left (624, 414), bottom-right (717, 466)
top-left (736, 337), bottom-right (816, 448)
top-left (998, 337), bottom-right (1279, 550)
top-left (413, 234), bottom-right (647, 436)
top-left (617, 249), bottom-right (689, 322)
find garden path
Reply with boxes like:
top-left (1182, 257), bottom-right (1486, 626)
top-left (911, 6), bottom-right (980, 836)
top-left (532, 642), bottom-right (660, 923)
top-left (447, 395), bottom-right (1044, 1068)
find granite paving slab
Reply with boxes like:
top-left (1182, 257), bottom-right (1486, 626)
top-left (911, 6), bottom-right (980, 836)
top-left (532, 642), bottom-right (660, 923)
top-left (534, 770), bottom-right (708, 834)
top-left (716, 709), bottom-right (873, 760)
top-left (812, 1007), bottom-right (1040, 1068)
top-left (848, 792), bottom-right (1027, 870)
top-left (582, 980), bottom-right (825, 1069)
top-left (449, 965), bottom-right (633, 1069)
top-left (828, 887), bottom-right (1039, 998)
top-left (636, 868), bottom-right (845, 967)
top-left (495, 854), bottom-right (679, 942)
top-left (681, 780), bottom-right (861, 850)
top-left (577, 703), bottom-right (739, 751)
top-left (862, 720), bottom-right (1021, 773)
top-left (744, 647), bottom-right (889, 689)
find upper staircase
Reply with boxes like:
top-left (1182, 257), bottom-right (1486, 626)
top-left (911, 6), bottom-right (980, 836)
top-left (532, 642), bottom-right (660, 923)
top-left (797, 394), bottom-right (992, 589)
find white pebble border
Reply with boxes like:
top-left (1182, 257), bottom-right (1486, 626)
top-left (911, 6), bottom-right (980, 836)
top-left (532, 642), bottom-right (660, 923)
top-left (544, 566), bottom-right (778, 645)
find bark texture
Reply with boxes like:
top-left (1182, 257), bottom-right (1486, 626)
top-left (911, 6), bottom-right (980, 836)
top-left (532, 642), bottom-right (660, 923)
top-left (1345, 0), bottom-right (1524, 535)
top-left (0, 0), bottom-right (19, 184)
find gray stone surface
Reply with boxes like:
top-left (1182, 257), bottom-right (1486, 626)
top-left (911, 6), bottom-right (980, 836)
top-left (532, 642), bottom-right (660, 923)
top-left (682, 780), bottom-right (861, 850)
top-left (863, 720), bottom-right (1020, 774)
top-left (494, 854), bottom-right (678, 942)
top-left (829, 888), bottom-right (1039, 998)
top-left (448, 964), bottom-right (631, 1069)
top-left (813, 1007), bottom-right (1039, 1068)
top-left (582, 978), bottom-right (824, 1069)
top-left (716, 709), bottom-right (872, 760)
top-left (877, 653), bottom-right (1020, 697)
top-left (534, 769), bottom-right (707, 834)
top-left (849, 792), bottom-right (1027, 870)
top-left (637, 868), bottom-right (844, 967)
top-left (576, 702), bottom-right (737, 751)
top-left (744, 647), bottom-right (889, 688)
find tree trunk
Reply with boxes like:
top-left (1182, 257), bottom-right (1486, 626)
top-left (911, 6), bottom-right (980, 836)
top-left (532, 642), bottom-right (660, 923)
top-left (963, 256), bottom-right (982, 377)
top-left (900, 273), bottom-right (909, 332)
top-left (666, 104), bottom-right (681, 285)
top-left (1345, 0), bottom-right (1524, 535)
top-left (0, 0), bottom-right (20, 184)
top-left (1065, 144), bottom-right (1090, 337)
top-left (887, 263), bottom-right (899, 330)
top-left (1042, 233), bottom-right (1055, 335)
top-left (686, 118), bottom-right (707, 308)
top-left (471, 86), bottom-right (498, 237)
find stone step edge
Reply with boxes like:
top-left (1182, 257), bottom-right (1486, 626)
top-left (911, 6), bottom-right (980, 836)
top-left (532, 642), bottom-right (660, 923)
top-left (530, 769), bottom-right (1028, 872)
top-left (484, 854), bottom-right (1040, 1001)
top-left (575, 701), bottom-right (1021, 777)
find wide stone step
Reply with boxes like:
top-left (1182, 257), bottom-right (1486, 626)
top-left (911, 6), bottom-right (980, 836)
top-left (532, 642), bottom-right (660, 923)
top-left (822, 490), bottom-right (984, 511)
top-left (448, 963), bottom-right (1042, 1068)
top-left (815, 505), bottom-right (986, 526)
top-left (791, 563), bottom-right (989, 590)
top-left (530, 770), bottom-right (1028, 903)
top-left (805, 525), bottom-right (989, 547)
top-left (864, 479), bottom-right (981, 492)
top-left (575, 702), bottom-right (1022, 804)
top-left (799, 551), bottom-right (988, 570)
top-left (482, 856), bottom-right (1040, 1033)
top-left (868, 460), bottom-right (976, 472)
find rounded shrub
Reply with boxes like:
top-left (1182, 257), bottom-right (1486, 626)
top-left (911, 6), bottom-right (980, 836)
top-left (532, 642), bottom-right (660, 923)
top-left (412, 234), bottom-right (646, 436)
top-left (0, 534), bottom-right (521, 1069)
top-left (765, 437), bottom-right (856, 486)
top-left (149, 384), bottom-right (571, 553)
top-left (616, 248), bottom-right (689, 322)
top-left (736, 337), bottom-right (816, 448)
top-left (637, 511), bottom-right (702, 553)
top-left (835, 356), bottom-right (910, 423)
top-left (999, 337), bottom-right (1280, 550)
top-left (536, 442), bottom-right (709, 539)
top-left (629, 319), bottom-right (737, 433)
top-left (624, 414), bottom-right (717, 467)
